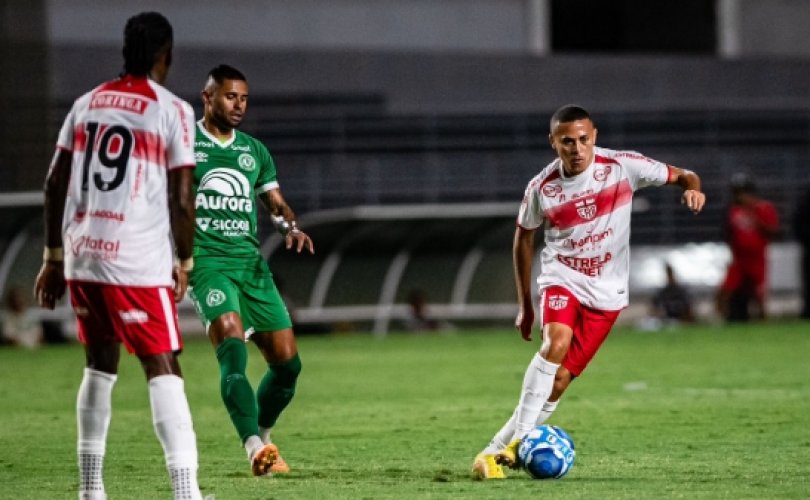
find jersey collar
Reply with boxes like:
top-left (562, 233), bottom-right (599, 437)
top-left (196, 119), bottom-right (236, 148)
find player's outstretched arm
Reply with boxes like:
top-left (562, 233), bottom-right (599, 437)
top-left (260, 189), bottom-right (314, 255)
top-left (668, 166), bottom-right (706, 214)
top-left (168, 167), bottom-right (196, 301)
top-left (34, 149), bottom-right (71, 309)
top-left (513, 225), bottom-right (537, 341)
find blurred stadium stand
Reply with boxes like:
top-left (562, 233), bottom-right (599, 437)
top-left (1, 105), bottom-right (806, 333)
top-left (2, 0), bottom-right (809, 334)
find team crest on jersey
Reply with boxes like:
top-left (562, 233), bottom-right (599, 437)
top-left (575, 198), bottom-right (598, 220)
top-left (238, 153), bottom-right (256, 171)
top-left (593, 166), bottom-right (611, 181)
top-left (206, 289), bottom-right (226, 307)
top-left (548, 294), bottom-right (569, 310)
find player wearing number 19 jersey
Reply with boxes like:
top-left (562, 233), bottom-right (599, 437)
top-left (34, 12), bottom-right (204, 499)
top-left (57, 65), bottom-right (195, 288)
top-left (472, 105), bottom-right (706, 480)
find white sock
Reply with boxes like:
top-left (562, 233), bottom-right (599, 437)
top-left (481, 399), bottom-right (562, 454)
top-left (536, 400), bottom-right (559, 426)
top-left (148, 375), bottom-right (202, 500)
top-left (77, 368), bottom-right (117, 497)
top-left (512, 354), bottom-right (559, 440)
top-left (259, 426), bottom-right (272, 444)
top-left (244, 435), bottom-right (264, 460)
top-left (481, 410), bottom-right (516, 454)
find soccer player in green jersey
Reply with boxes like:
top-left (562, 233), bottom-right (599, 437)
top-left (189, 64), bottom-right (314, 476)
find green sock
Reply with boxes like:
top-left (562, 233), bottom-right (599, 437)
top-left (216, 337), bottom-right (259, 443)
top-left (257, 354), bottom-right (302, 430)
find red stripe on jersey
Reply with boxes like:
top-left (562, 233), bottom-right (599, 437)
top-left (594, 154), bottom-right (619, 165)
top-left (131, 130), bottom-right (167, 166)
top-left (97, 76), bottom-right (158, 101)
top-left (172, 100), bottom-right (192, 149)
top-left (546, 179), bottom-right (634, 230)
top-left (73, 124), bottom-right (88, 153)
top-left (524, 168), bottom-right (562, 203)
top-left (73, 125), bottom-right (166, 166)
top-left (539, 169), bottom-right (562, 189)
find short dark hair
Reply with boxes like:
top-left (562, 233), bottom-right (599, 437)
top-left (122, 12), bottom-right (173, 76)
top-left (550, 104), bottom-right (592, 130)
top-left (207, 64), bottom-right (247, 86)
top-left (730, 172), bottom-right (755, 193)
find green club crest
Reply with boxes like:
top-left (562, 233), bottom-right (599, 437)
top-left (206, 289), bottom-right (226, 307)
top-left (238, 153), bottom-right (256, 171)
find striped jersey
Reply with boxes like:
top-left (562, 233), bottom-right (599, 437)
top-left (55, 75), bottom-right (196, 286)
top-left (518, 146), bottom-right (671, 310)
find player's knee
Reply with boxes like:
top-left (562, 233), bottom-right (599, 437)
top-left (272, 353), bottom-right (302, 387)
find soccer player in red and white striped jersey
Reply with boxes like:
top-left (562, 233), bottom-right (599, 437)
top-left (473, 104), bottom-right (705, 480)
top-left (34, 12), bottom-right (204, 500)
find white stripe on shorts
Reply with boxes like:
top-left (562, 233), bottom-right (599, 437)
top-left (158, 287), bottom-right (180, 351)
top-left (538, 288), bottom-right (546, 326)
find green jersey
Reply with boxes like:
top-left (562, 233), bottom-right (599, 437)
top-left (193, 121), bottom-right (278, 261)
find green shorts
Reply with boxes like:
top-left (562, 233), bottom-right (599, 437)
top-left (189, 256), bottom-right (292, 336)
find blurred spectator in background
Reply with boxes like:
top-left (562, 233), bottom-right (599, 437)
top-left (403, 288), bottom-right (455, 332)
top-left (652, 263), bottom-right (695, 324)
top-left (716, 173), bottom-right (780, 322)
top-left (1, 286), bottom-right (42, 348)
top-left (636, 262), bottom-right (694, 331)
top-left (404, 288), bottom-right (439, 331)
top-left (793, 184), bottom-right (810, 319)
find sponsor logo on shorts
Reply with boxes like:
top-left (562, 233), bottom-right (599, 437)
top-left (548, 295), bottom-right (569, 310)
top-left (119, 309), bottom-right (149, 324)
top-left (206, 289), bottom-right (226, 307)
top-left (237, 153), bottom-right (256, 171)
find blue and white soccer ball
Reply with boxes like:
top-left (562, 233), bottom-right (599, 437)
top-left (517, 424), bottom-right (576, 479)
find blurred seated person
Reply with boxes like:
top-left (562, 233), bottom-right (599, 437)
top-left (1, 286), bottom-right (42, 348)
top-left (402, 288), bottom-right (456, 333)
top-left (652, 263), bottom-right (695, 324)
top-left (404, 289), bottom-right (439, 332)
top-left (637, 263), bottom-right (694, 331)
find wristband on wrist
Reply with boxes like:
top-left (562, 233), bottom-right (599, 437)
top-left (43, 247), bottom-right (64, 262)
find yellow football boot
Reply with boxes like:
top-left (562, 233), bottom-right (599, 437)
top-left (472, 453), bottom-right (506, 480)
top-left (495, 439), bottom-right (522, 469)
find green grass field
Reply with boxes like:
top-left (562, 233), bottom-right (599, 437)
top-left (1, 322), bottom-right (809, 499)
